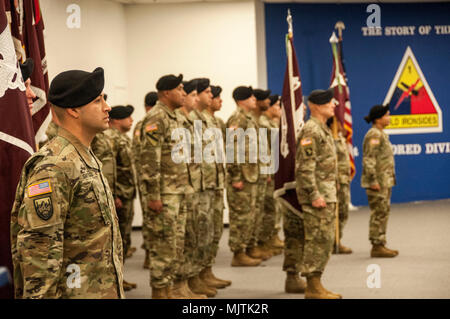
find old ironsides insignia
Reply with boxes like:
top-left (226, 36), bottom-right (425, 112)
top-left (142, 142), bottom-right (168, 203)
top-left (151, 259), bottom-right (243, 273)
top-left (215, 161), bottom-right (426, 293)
top-left (33, 197), bottom-right (53, 221)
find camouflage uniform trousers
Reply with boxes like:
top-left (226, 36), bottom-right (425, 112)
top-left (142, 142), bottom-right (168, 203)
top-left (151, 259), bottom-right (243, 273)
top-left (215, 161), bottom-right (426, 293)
top-left (300, 203), bottom-right (336, 277)
top-left (282, 207), bottom-right (304, 273)
top-left (177, 192), bottom-right (199, 280)
top-left (260, 177), bottom-right (277, 244)
top-left (145, 194), bottom-right (187, 288)
top-left (206, 189), bottom-right (225, 267)
top-left (227, 181), bottom-right (258, 252)
top-left (196, 190), bottom-right (215, 269)
top-left (116, 197), bottom-right (134, 256)
top-left (366, 187), bottom-right (392, 246)
top-left (273, 198), bottom-right (284, 237)
top-left (249, 175), bottom-right (268, 247)
top-left (139, 190), bottom-right (151, 253)
top-left (337, 183), bottom-right (350, 240)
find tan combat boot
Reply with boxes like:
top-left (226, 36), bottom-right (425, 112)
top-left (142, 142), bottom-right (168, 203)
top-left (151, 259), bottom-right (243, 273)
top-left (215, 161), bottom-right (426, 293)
top-left (285, 272), bottom-right (306, 294)
top-left (332, 243), bottom-right (353, 254)
top-left (271, 234), bottom-right (285, 249)
top-left (123, 279), bottom-right (137, 291)
top-left (169, 280), bottom-right (190, 299)
top-left (188, 275), bottom-right (217, 297)
top-left (151, 286), bottom-right (168, 299)
top-left (247, 246), bottom-right (271, 261)
top-left (200, 267), bottom-right (228, 289)
top-left (371, 244), bottom-right (399, 258)
top-left (182, 279), bottom-right (207, 299)
top-left (143, 250), bottom-right (150, 269)
top-left (205, 266), bottom-right (232, 287)
top-left (231, 250), bottom-right (261, 267)
top-left (305, 274), bottom-right (342, 299)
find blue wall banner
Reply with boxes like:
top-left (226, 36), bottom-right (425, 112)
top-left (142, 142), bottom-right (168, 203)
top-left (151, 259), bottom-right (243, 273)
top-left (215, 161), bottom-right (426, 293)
top-left (264, 2), bottom-right (450, 205)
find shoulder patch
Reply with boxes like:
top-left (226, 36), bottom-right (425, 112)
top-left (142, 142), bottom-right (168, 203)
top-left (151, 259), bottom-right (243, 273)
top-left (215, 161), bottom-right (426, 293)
top-left (370, 138), bottom-right (380, 145)
top-left (301, 137), bottom-right (312, 146)
top-left (28, 180), bottom-right (52, 198)
top-left (145, 123), bottom-right (158, 133)
top-left (34, 197), bottom-right (53, 221)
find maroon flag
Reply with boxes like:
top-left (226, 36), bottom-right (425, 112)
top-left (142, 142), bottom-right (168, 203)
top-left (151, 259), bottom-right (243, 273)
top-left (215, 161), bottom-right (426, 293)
top-left (0, 0), bottom-right (36, 298)
top-left (329, 30), bottom-right (355, 178)
top-left (274, 10), bottom-right (305, 215)
top-left (23, 0), bottom-right (50, 142)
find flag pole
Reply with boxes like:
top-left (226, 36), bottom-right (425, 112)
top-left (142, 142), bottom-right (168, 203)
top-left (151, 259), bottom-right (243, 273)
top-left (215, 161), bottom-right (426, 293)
top-left (329, 31), bottom-right (340, 253)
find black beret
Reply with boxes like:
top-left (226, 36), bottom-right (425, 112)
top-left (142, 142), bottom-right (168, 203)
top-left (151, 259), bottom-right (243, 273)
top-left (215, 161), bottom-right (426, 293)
top-left (183, 79), bottom-right (198, 94)
top-left (109, 105), bottom-right (134, 119)
top-left (195, 78), bottom-right (210, 94)
top-left (20, 58), bottom-right (34, 81)
top-left (308, 88), bottom-right (334, 105)
top-left (253, 89), bottom-right (271, 101)
top-left (269, 94), bottom-right (280, 106)
top-left (48, 67), bottom-right (105, 108)
top-left (364, 104), bottom-right (390, 123)
top-left (233, 86), bottom-right (253, 101)
top-left (156, 74), bottom-right (183, 91)
top-left (144, 91), bottom-right (158, 106)
top-left (211, 85), bottom-right (222, 98)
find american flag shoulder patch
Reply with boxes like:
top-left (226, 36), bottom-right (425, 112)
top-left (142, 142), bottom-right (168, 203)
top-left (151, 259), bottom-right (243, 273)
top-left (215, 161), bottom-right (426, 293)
top-left (145, 123), bottom-right (158, 133)
top-left (28, 180), bottom-right (52, 198)
top-left (370, 138), bottom-right (380, 145)
top-left (301, 137), bottom-right (312, 146)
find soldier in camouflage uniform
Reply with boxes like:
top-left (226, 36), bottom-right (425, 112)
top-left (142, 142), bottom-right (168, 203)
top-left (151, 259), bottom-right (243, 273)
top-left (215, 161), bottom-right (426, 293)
top-left (132, 92), bottom-right (158, 269)
top-left (10, 67), bottom-right (124, 298)
top-left (226, 86), bottom-right (262, 267)
top-left (330, 119), bottom-right (353, 254)
top-left (187, 78), bottom-right (220, 296)
top-left (172, 79), bottom-right (208, 299)
top-left (295, 89), bottom-right (341, 299)
top-left (260, 95), bottom-right (284, 256)
top-left (139, 74), bottom-right (189, 299)
top-left (202, 85), bottom-right (232, 287)
top-left (362, 104), bottom-right (398, 258)
top-left (247, 89), bottom-right (273, 261)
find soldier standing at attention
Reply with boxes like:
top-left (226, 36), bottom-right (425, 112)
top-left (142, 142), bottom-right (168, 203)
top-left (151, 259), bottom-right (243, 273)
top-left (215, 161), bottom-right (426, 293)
top-left (295, 88), bottom-right (341, 299)
top-left (248, 88), bottom-right (273, 261)
top-left (202, 85), bottom-right (232, 288)
top-left (107, 105), bottom-right (138, 291)
top-left (227, 86), bottom-right (262, 267)
top-left (10, 67), bottom-right (124, 298)
top-left (330, 119), bottom-right (353, 254)
top-left (362, 104), bottom-right (398, 258)
top-left (132, 92), bottom-right (158, 269)
top-left (140, 74), bottom-right (189, 299)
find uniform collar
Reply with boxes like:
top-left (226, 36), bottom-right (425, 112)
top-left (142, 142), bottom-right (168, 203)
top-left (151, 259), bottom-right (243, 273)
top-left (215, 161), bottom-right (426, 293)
top-left (157, 101), bottom-right (177, 120)
top-left (311, 116), bottom-right (330, 132)
top-left (57, 127), bottom-right (100, 169)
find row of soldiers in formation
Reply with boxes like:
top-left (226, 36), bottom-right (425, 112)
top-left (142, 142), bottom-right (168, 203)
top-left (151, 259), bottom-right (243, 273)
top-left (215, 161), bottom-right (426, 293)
top-left (9, 66), bottom-right (397, 299)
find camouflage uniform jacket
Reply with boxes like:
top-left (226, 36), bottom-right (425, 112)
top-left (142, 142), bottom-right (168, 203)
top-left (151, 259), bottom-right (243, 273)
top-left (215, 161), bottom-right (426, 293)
top-left (132, 120), bottom-right (144, 176)
top-left (92, 132), bottom-right (117, 198)
top-left (258, 114), bottom-right (278, 177)
top-left (104, 128), bottom-right (136, 200)
top-left (140, 101), bottom-right (189, 201)
top-left (226, 107), bottom-right (260, 184)
top-left (361, 127), bottom-right (396, 188)
top-left (296, 116), bottom-right (338, 204)
top-left (202, 110), bottom-right (226, 190)
top-left (45, 121), bottom-right (59, 141)
top-left (190, 109), bottom-right (217, 190)
top-left (335, 133), bottom-right (351, 185)
top-left (10, 127), bottom-right (124, 299)
top-left (175, 108), bottom-right (202, 193)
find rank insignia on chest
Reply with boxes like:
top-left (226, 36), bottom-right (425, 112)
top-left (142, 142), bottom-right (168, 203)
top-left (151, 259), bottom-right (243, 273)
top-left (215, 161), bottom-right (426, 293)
top-left (34, 197), bottom-right (53, 221)
top-left (28, 180), bottom-right (52, 198)
top-left (134, 130), bottom-right (140, 137)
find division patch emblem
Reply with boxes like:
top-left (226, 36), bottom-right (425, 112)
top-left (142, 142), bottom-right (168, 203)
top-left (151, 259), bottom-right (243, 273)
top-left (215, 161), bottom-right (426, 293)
top-left (33, 197), bottom-right (53, 221)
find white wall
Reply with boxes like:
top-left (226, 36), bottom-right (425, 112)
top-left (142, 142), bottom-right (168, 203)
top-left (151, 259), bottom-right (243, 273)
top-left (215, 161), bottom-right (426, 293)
top-left (40, 0), bottom-right (129, 106)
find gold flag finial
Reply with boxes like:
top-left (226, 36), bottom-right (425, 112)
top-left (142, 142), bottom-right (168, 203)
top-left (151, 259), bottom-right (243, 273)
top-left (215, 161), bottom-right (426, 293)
top-left (287, 9), bottom-right (293, 36)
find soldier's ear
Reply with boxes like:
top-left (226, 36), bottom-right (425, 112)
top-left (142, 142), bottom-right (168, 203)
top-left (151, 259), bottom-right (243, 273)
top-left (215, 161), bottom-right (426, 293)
top-left (67, 107), bottom-right (80, 119)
